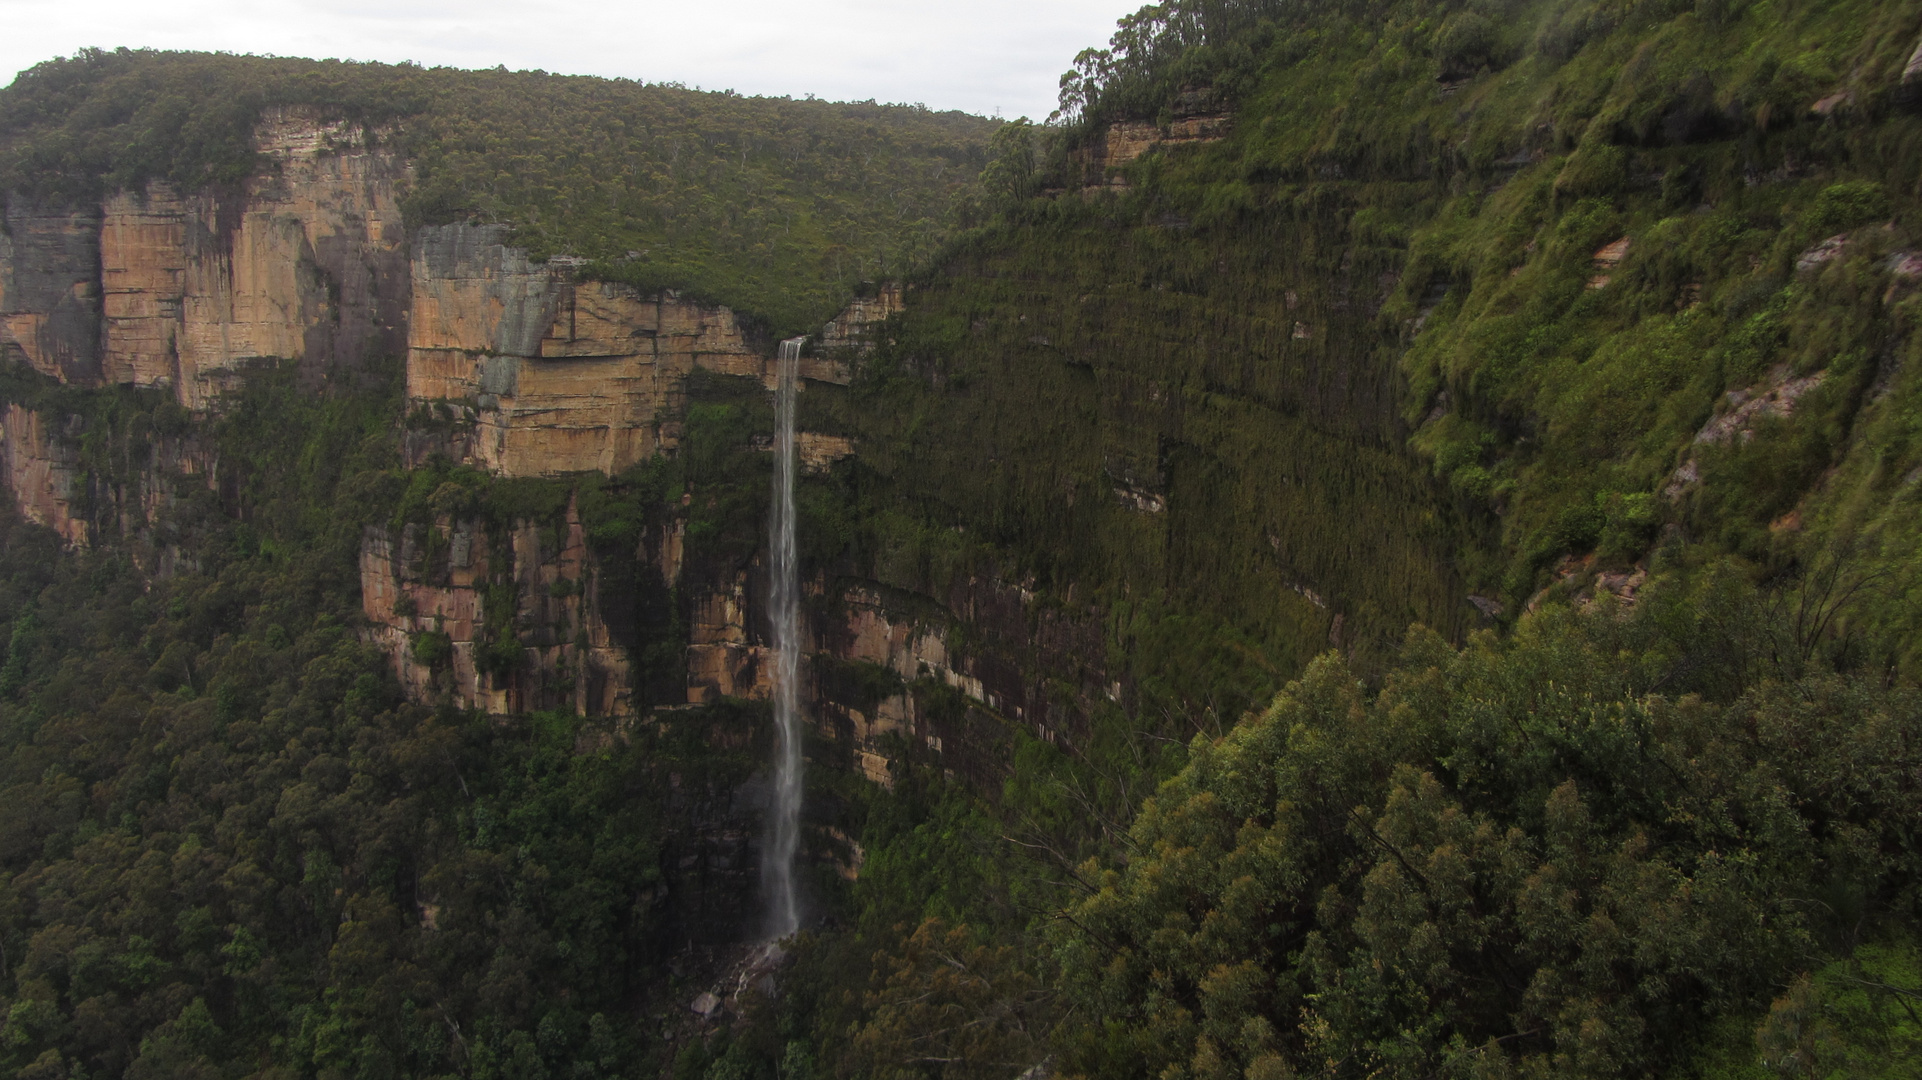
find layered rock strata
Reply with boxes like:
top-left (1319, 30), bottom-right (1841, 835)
top-left (1071, 91), bottom-right (1230, 188)
top-left (0, 404), bottom-right (90, 546)
top-left (0, 107), bottom-right (1022, 791)
top-left (0, 202), bottom-right (103, 383)
top-left (359, 498), bottom-right (651, 716)
top-left (405, 224), bottom-right (766, 476)
top-left (0, 399), bottom-right (220, 557)
top-left (816, 283), bottom-right (902, 355)
top-left (2, 110), bottom-right (410, 406)
top-left (402, 227), bottom-right (886, 477)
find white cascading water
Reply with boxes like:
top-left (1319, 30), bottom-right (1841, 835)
top-left (763, 336), bottom-right (806, 939)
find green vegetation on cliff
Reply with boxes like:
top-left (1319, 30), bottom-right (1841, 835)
top-left (1025, 0), bottom-right (1922, 665)
top-left (0, 49), bottom-right (996, 333)
top-left (751, 0), bottom-right (1922, 1075)
top-left (785, 0), bottom-right (1922, 728)
top-left (0, 363), bottom-right (791, 1079)
top-left (7, 0), bottom-right (1922, 1077)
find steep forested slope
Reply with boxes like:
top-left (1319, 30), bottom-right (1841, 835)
top-left (822, 0), bottom-right (1922, 691)
top-left (4, 1), bottom-right (1922, 1079)
top-left (770, 0), bottom-right (1922, 1077)
top-left (0, 369), bottom-right (799, 1080)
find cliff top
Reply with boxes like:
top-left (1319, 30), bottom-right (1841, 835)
top-left (0, 49), bottom-right (999, 334)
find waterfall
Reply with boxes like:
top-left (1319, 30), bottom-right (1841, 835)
top-left (763, 335), bottom-right (806, 939)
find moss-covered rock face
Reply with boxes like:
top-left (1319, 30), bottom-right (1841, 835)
top-left (838, 0), bottom-right (1922, 689)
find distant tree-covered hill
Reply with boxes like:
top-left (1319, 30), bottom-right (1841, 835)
top-left (0, 49), bottom-right (998, 333)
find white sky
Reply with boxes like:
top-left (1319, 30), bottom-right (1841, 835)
top-left (0, 0), bottom-right (1137, 120)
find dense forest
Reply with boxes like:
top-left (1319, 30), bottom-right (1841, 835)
top-left (5, 0), bottom-right (1922, 1078)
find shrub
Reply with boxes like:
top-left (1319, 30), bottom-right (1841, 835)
top-left (409, 629), bottom-right (452, 669)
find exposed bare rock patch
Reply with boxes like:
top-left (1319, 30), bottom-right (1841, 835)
top-left (1588, 237), bottom-right (1630, 289)
top-left (1796, 234), bottom-right (1850, 272)
top-left (816, 282), bottom-right (902, 356)
top-left (359, 499), bottom-right (641, 717)
top-left (0, 405), bottom-right (89, 546)
top-left (1073, 92), bottom-right (1231, 189)
top-left (1696, 365), bottom-right (1827, 445)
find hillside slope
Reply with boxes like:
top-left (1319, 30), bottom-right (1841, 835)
top-left (2, 2), bottom-right (1922, 1079)
top-left (779, 0), bottom-right (1922, 1076)
top-left (827, 0), bottom-right (1922, 698)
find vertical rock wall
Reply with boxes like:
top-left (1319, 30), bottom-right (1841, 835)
top-left (359, 499), bottom-right (643, 716)
top-left (0, 110), bottom-right (1042, 796)
top-left (5, 109), bottom-right (410, 406)
top-left (0, 202), bottom-right (103, 383)
top-left (405, 223), bottom-right (767, 476)
top-left (106, 113), bottom-right (411, 405)
top-left (100, 186), bottom-right (189, 387)
top-left (0, 404), bottom-right (89, 546)
top-left (815, 282), bottom-right (902, 355)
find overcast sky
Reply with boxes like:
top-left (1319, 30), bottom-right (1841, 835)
top-left (0, 0), bottom-right (1137, 120)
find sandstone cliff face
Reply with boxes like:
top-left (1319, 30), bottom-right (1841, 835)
top-left (405, 224), bottom-right (768, 476)
top-left (674, 560), bottom-right (1122, 788)
top-left (796, 432), bottom-right (855, 474)
top-left (815, 283), bottom-right (902, 355)
top-left (359, 499), bottom-right (645, 717)
top-left (814, 576), bottom-right (1120, 785)
top-left (686, 566), bottom-right (770, 705)
top-left (3, 110), bottom-right (410, 407)
top-left (1072, 98), bottom-right (1230, 188)
top-left (0, 203), bottom-right (102, 383)
top-left (0, 398), bottom-right (219, 558)
top-left (0, 404), bottom-right (90, 546)
top-left (99, 188), bottom-right (189, 388)
top-left (108, 113), bottom-right (410, 406)
top-left (3, 109), bottom-right (1039, 795)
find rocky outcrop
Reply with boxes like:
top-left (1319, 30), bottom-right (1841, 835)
top-left (3, 110), bottom-right (410, 406)
top-left (117, 113), bottom-right (410, 406)
top-left (1795, 234), bottom-right (1850, 273)
top-left (99, 187), bottom-right (189, 388)
top-left (816, 283), bottom-right (902, 356)
top-left (1665, 364), bottom-right (1830, 499)
top-left (686, 566), bottom-right (771, 704)
top-left (797, 432), bottom-right (855, 474)
top-left (405, 223), bottom-right (767, 476)
top-left (1098, 117), bottom-right (1231, 167)
top-left (671, 553), bottom-right (1119, 787)
top-left (8, 108), bottom-right (1033, 795)
top-left (0, 203), bottom-right (102, 383)
top-left (0, 397), bottom-right (221, 558)
top-left (1073, 93), bottom-right (1231, 189)
top-left (6, 110), bottom-right (886, 477)
top-left (1696, 365), bottom-right (1828, 445)
top-left (1588, 237), bottom-right (1631, 289)
top-left (401, 234), bottom-right (895, 476)
top-left (0, 404), bottom-right (89, 546)
top-left (359, 500), bottom-right (642, 716)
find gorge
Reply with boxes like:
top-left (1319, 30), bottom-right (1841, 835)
top-left (3, 1), bottom-right (1922, 1077)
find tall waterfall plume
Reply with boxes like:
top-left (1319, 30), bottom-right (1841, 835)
top-left (763, 336), bottom-right (806, 939)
